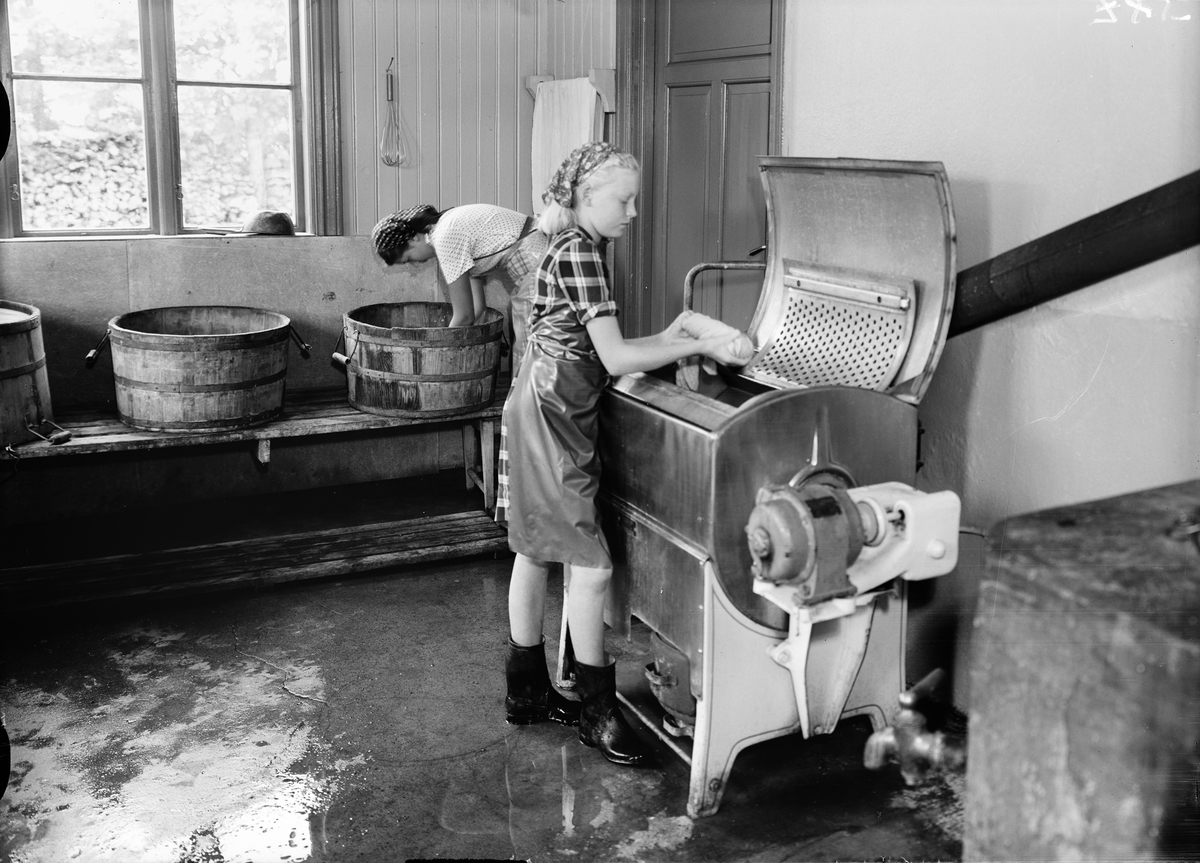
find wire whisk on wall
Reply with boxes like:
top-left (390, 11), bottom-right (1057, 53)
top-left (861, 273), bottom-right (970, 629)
top-left (379, 57), bottom-right (411, 167)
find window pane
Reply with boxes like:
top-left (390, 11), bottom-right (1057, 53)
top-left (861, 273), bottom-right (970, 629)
top-left (13, 80), bottom-right (149, 231)
top-left (8, 0), bottom-right (141, 79)
top-left (173, 0), bottom-right (292, 85)
top-left (178, 86), bottom-right (295, 228)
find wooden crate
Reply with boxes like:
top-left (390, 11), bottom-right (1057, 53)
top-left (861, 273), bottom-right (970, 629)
top-left (965, 480), bottom-right (1200, 861)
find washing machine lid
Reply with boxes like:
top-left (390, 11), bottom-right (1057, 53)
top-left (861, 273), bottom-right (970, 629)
top-left (739, 157), bottom-right (956, 406)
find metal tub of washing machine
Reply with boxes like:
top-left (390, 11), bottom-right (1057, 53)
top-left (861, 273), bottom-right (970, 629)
top-left (593, 157), bottom-right (960, 818)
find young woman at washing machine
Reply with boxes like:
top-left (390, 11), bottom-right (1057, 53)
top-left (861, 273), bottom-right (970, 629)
top-left (370, 203), bottom-right (546, 374)
top-left (496, 141), bottom-right (755, 766)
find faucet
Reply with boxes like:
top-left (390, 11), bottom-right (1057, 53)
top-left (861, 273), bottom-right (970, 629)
top-left (863, 668), bottom-right (966, 786)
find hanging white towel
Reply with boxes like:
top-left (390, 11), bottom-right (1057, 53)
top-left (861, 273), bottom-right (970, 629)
top-left (531, 78), bottom-right (603, 215)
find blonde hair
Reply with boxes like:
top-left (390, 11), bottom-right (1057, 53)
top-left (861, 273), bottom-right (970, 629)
top-left (537, 152), bottom-right (641, 236)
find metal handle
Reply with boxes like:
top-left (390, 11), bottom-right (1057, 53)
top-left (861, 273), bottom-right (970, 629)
top-left (25, 420), bottom-right (72, 445)
top-left (863, 668), bottom-right (965, 785)
top-left (330, 330), bottom-right (350, 372)
top-left (898, 668), bottom-right (946, 714)
top-left (84, 330), bottom-right (111, 368)
top-left (682, 261), bottom-right (766, 312)
top-left (288, 324), bottom-right (312, 359)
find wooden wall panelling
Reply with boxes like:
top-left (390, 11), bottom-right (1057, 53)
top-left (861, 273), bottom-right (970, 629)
top-left (495, 1), bottom-right (519, 212)
top-left (614, 0), bottom-right (655, 338)
top-left (411, 0), bottom-right (437, 208)
top-left (340, 0), bottom-right (614, 232)
top-left (517, 0), bottom-right (539, 214)
top-left (541, 0), bottom-right (615, 80)
top-left (437, 0), bottom-right (464, 207)
top-left (477, 0), bottom-right (499, 206)
top-left (343, 1), bottom-right (379, 230)
top-left (374, 0), bottom-right (401, 219)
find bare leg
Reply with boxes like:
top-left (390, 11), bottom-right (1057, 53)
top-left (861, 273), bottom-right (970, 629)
top-left (564, 565), bottom-right (612, 667)
top-left (509, 553), bottom-right (551, 646)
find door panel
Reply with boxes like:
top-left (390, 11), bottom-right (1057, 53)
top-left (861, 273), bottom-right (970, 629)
top-left (648, 0), bottom-right (776, 334)
top-left (715, 81), bottom-right (770, 330)
top-left (662, 85), bottom-right (712, 331)
top-left (668, 0), bottom-right (772, 63)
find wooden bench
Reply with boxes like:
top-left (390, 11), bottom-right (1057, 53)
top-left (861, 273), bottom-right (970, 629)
top-left (7, 385), bottom-right (506, 512)
top-left (1, 385), bottom-right (512, 608)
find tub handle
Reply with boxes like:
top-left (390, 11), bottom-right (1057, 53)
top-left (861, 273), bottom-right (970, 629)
top-left (26, 419), bottom-right (72, 445)
top-left (331, 329), bottom-right (362, 375)
top-left (84, 330), bottom-right (111, 369)
top-left (331, 331), bottom-right (348, 373)
top-left (288, 324), bottom-right (312, 359)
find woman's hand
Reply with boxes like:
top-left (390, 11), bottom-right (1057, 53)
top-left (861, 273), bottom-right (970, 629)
top-left (673, 310), bottom-right (737, 341)
top-left (587, 313), bottom-right (754, 377)
top-left (673, 311), bottom-right (755, 366)
top-left (701, 332), bottom-right (755, 366)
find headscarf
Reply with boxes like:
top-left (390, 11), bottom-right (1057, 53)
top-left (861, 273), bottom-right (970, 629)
top-left (541, 142), bottom-right (620, 209)
top-left (371, 204), bottom-right (439, 260)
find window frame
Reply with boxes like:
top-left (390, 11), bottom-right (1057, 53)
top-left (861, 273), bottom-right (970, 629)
top-left (0, 0), bottom-right (340, 239)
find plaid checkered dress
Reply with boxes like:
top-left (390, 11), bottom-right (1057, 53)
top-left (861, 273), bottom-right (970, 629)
top-left (494, 228), bottom-right (618, 568)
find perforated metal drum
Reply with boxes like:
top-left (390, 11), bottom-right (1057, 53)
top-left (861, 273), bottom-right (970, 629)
top-left (685, 158), bottom-right (956, 404)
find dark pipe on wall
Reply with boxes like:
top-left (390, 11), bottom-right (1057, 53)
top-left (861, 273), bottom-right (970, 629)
top-left (948, 170), bottom-right (1200, 338)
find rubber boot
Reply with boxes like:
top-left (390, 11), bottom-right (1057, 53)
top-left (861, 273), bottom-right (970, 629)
top-left (505, 638), bottom-right (581, 726)
top-left (574, 659), bottom-right (653, 766)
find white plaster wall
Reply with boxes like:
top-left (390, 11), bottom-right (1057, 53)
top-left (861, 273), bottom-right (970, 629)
top-left (782, 0), bottom-right (1200, 705)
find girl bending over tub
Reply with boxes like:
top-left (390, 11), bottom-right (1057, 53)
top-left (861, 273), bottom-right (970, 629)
top-left (371, 203), bottom-right (546, 375)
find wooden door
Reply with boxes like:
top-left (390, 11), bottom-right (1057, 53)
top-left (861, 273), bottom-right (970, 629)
top-left (614, 0), bottom-right (780, 337)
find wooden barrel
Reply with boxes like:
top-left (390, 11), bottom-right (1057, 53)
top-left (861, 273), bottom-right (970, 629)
top-left (343, 302), bottom-right (503, 418)
top-left (0, 300), bottom-right (54, 447)
top-left (109, 306), bottom-right (291, 432)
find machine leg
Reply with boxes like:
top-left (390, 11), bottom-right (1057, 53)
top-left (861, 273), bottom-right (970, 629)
top-left (804, 603), bottom-right (876, 736)
top-left (687, 564), bottom-right (801, 818)
top-left (766, 622), bottom-right (815, 737)
top-left (840, 585), bottom-right (907, 731)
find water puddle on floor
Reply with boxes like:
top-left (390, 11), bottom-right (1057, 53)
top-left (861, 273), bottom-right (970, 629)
top-left (432, 724), bottom-right (688, 859)
top-left (0, 626), bottom-right (354, 863)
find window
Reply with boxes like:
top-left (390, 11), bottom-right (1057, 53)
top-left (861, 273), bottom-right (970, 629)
top-left (0, 0), bottom-right (339, 237)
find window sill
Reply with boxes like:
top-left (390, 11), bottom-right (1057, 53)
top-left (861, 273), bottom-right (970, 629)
top-left (1, 233), bottom-right (320, 243)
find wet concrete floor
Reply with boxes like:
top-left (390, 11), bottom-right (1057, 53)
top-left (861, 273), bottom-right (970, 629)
top-left (0, 556), bottom-right (963, 863)
top-left (1, 475), bottom-right (962, 862)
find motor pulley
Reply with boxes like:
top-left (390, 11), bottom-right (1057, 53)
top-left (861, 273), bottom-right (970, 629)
top-left (746, 482), bottom-right (877, 603)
